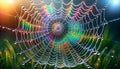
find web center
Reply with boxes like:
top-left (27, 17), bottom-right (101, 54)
top-left (52, 22), bottom-right (64, 35)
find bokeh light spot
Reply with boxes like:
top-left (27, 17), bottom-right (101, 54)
top-left (0, 0), bottom-right (14, 11)
top-left (113, 0), bottom-right (119, 5)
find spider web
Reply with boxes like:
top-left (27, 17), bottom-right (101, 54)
top-left (0, 0), bottom-right (115, 68)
